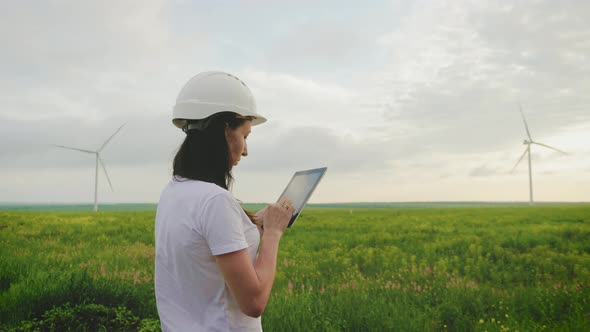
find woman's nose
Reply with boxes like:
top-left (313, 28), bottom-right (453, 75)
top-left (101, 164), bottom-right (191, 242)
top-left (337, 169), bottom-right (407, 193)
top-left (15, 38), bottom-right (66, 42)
top-left (242, 143), bottom-right (248, 157)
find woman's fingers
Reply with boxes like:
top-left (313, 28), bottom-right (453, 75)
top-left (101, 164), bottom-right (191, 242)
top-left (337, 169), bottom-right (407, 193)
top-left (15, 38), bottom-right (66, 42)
top-left (255, 206), bottom-right (268, 221)
top-left (279, 198), bottom-right (291, 209)
top-left (278, 198), bottom-right (295, 213)
top-left (261, 199), bottom-right (295, 234)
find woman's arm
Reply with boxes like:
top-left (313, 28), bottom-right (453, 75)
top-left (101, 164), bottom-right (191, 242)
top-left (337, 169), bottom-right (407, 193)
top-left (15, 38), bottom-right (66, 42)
top-left (215, 230), bottom-right (281, 317)
top-left (215, 200), bottom-right (294, 317)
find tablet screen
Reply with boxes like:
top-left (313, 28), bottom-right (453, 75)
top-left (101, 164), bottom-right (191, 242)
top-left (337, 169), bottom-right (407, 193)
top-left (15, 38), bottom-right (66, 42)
top-left (277, 167), bottom-right (327, 227)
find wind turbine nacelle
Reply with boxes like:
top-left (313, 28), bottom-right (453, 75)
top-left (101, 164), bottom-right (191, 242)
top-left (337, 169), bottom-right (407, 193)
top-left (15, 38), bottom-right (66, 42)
top-left (523, 140), bottom-right (530, 145)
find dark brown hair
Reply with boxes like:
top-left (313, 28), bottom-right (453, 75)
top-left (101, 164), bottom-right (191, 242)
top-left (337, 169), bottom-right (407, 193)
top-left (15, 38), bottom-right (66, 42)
top-left (173, 112), bottom-right (257, 223)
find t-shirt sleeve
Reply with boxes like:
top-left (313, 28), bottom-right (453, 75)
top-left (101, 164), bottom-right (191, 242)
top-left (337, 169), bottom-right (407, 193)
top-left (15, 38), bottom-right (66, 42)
top-left (200, 192), bottom-right (248, 256)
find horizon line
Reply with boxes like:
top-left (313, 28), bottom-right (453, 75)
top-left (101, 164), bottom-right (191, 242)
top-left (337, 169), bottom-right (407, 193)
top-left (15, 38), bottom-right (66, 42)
top-left (1, 200), bottom-right (589, 205)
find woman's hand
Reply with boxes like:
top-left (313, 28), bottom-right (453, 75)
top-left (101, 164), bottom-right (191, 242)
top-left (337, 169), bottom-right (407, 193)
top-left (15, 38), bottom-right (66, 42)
top-left (260, 198), bottom-right (295, 237)
top-left (254, 207), bottom-right (267, 236)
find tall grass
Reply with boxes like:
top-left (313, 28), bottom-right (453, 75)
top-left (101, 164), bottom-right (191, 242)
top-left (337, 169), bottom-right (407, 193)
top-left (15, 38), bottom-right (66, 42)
top-left (1, 206), bottom-right (589, 331)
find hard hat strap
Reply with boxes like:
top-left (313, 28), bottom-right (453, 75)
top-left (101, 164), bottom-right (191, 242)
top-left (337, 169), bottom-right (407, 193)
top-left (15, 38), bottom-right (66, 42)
top-left (184, 118), bottom-right (214, 132)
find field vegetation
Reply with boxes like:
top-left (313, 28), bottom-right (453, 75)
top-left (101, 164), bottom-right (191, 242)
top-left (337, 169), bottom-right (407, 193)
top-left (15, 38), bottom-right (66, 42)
top-left (1, 205), bottom-right (589, 331)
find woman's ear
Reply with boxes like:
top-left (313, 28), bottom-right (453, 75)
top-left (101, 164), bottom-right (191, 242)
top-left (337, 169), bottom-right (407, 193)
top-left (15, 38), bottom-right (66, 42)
top-left (224, 123), bottom-right (231, 140)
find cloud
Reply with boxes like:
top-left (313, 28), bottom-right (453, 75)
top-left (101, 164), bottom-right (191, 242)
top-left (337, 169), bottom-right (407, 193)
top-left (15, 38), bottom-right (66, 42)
top-left (0, 113), bottom-right (181, 169)
top-left (241, 124), bottom-right (388, 174)
top-left (469, 165), bottom-right (499, 177)
top-left (0, 0), bottom-right (216, 125)
top-left (364, 0), bottom-right (590, 157)
top-left (259, 15), bottom-right (380, 77)
top-left (241, 69), bottom-right (357, 126)
top-left (1, 0), bottom-right (590, 202)
top-left (1, 0), bottom-right (171, 71)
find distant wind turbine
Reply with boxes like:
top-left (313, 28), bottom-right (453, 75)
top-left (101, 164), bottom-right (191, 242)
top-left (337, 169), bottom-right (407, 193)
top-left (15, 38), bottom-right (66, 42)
top-left (53, 124), bottom-right (125, 212)
top-left (511, 105), bottom-right (568, 206)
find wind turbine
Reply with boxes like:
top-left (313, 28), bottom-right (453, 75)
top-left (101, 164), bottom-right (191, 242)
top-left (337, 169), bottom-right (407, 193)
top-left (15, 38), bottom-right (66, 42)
top-left (511, 105), bottom-right (567, 205)
top-left (53, 124), bottom-right (125, 212)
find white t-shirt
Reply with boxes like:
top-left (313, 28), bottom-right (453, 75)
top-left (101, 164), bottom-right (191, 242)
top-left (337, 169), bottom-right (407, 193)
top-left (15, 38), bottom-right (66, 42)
top-left (155, 178), bottom-right (261, 332)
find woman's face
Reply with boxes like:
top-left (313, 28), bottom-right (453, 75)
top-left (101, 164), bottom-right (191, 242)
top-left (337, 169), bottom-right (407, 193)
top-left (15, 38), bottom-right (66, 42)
top-left (225, 120), bottom-right (252, 169)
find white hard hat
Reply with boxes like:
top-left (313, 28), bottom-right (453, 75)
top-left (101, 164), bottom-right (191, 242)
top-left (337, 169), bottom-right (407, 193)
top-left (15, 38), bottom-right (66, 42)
top-left (172, 71), bottom-right (267, 129)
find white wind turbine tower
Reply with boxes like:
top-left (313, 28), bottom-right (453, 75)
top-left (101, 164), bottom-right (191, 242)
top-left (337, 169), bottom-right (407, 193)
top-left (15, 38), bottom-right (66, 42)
top-left (53, 124), bottom-right (125, 212)
top-left (511, 105), bottom-right (568, 206)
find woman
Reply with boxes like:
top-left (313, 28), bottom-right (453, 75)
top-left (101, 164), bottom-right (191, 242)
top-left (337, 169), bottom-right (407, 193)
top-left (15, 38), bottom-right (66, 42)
top-left (155, 71), bottom-right (295, 331)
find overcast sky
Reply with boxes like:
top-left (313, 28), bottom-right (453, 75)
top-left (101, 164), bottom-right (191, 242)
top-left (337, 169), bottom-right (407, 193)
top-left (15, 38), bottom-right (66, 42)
top-left (1, 0), bottom-right (589, 204)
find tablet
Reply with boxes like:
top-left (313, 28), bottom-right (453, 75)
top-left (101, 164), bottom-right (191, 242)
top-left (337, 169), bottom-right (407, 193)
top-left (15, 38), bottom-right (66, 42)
top-left (277, 167), bottom-right (327, 227)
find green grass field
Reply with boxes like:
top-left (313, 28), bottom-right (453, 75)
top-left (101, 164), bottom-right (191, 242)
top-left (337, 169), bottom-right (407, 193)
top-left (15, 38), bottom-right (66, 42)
top-left (1, 206), bottom-right (589, 331)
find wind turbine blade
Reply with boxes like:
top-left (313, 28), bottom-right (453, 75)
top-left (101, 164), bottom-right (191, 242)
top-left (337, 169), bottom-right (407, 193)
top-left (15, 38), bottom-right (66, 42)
top-left (519, 103), bottom-right (533, 141)
top-left (52, 144), bottom-right (95, 154)
top-left (532, 142), bottom-right (569, 155)
top-left (98, 156), bottom-right (114, 191)
top-left (511, 148), bottom-right (528, 173)
top-left (98, 123), bottom-right (126, 152)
